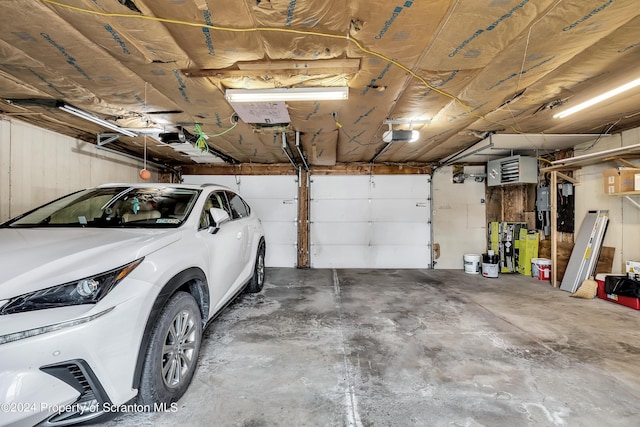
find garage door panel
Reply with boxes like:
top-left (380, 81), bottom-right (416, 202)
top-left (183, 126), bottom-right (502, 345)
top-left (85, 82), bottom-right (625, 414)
top-left (370, 223), bottom-right (429, 245)
top-left (264, 222), bottom-right (297, 245)
top-left (183, 174), bottom-right (297, 268)
top-left (310, 176), bottom-right (371, 199)
top-left (369, 246), bottom-right (431, 268)
top-left (310, 222), bottom-right (371, 245)
top-left (310, 245), bottom-right (371, 268)
top-left (183, 175), bottom-right (238, 189)
top-left (310, 174), bottom-right (431, 269)
top-left (370, 199), bottom-right (430, 222)
top-left (248, 198), bottom-right (297, 222)
top-left (234, 176), bottom-right (297, 199)
top-left (267, 244), bottom-right (297, 268)
top-left (311, 199), bottom-right (370, 222)
top-left (311, 245), bottom-right (431, 268)
top-left (370, 175), bottom-right (430, 198)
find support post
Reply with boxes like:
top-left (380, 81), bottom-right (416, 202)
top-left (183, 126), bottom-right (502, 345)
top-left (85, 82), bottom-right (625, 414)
top-left (297, 168), bottom-right (310, 268)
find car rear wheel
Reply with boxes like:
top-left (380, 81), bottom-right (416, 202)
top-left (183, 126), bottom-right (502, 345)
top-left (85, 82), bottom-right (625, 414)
top-left (138, 291), bottom-right (202, 407)
top-left (245, 241), bottom-right (265, 294)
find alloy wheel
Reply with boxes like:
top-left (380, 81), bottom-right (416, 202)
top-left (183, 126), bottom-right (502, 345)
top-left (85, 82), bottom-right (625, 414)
top-left (161, 309), bottom-right (197, 389)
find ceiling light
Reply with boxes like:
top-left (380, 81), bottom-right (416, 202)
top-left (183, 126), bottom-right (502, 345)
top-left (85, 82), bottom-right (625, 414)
top-left (382, 129), bottom-right (419, 143)
top-left (58, 104), bottom-right (137, 137)
top-left (553, 77), bottom-right (640, 119)
top-left (225, 87), bottom-right (349, 103)
top-left (381, 119), bottom-right (422, 143)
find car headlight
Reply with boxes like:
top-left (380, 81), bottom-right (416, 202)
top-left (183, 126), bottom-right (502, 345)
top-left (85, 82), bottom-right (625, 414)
top-left (0, 258), bottom-right (143, 315)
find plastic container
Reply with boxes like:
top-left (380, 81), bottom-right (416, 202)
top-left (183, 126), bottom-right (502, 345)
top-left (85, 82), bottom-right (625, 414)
top-left (482, 253), bottom-right (500, 278)
top-left (532, 258), bottom-right (551, 281)
top-left (464, 254), bottom-right (481, 274)
top-left (596, 273), bottom-right (640, 310)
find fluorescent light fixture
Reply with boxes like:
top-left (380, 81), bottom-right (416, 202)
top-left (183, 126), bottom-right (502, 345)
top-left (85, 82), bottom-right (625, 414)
top-left (553, 77), bottom-right (640, 119)
top-left (550, 141), bottom-right (640, 165)
top-left (225, 87), bottom-right (349, 103)
top-left (58, 104), bottom-right (138, 137)
top-left (383, 129), bottom-right (419, 143)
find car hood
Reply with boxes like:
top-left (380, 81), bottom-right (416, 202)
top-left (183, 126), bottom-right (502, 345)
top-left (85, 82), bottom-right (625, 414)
top-left (0, 227), bottom-right (182, 299)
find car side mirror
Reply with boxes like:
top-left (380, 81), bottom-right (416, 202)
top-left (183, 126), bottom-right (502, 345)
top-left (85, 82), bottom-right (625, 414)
top-left (208, 207), bottom-right (230, 234)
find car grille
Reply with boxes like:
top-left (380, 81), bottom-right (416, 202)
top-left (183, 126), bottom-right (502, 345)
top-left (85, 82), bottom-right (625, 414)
top-left (40, 359), bottom-right (110, 426)
top-left (66, 363), bottom-right (97, 404)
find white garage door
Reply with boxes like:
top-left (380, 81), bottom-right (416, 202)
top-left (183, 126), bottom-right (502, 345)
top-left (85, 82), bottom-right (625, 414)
top-left (183, 175), bottom-right (298, 267)
top-left (310, 175), bottom-right (431, 268)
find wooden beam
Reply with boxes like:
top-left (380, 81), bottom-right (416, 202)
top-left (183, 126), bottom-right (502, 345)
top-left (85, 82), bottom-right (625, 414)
top-left (297, 169), bottom-right (310, 268)
top-left (310, 164), bottom-right (431, 175)
top-left (182, 59), bottom-right (361, 78)
top-left (187, 68), bottom-right (359, 78)
top-left (182, 163), bottom-right (432, 176)
top-left (181, 163), bottom-right (296, 175)
top-left (610, 158), bottom-right (639, 168)
top-left (555, 171), bottom-right (579, 185)
top-left (540, 165), bottom-right (581, 172)
top-left (237, 59), bottom-right (360, 72)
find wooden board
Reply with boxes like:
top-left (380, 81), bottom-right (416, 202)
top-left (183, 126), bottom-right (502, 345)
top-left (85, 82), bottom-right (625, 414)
top-left (181, 163), bottom-right (431, 176)
top-left (485, 184), bottom-right (535, 225)
top-left (540, 240), bottom-right (615, 282)
top-left (594, 246), bottom-right (615, 275)
top-left (539, 240), bottom-right (573, 282)
top-left (298, 169), bottom-right (310, 268)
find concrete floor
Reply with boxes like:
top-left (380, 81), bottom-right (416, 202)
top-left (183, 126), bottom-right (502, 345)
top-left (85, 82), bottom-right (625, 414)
top-left (103, 268), bottom-right (640, 426)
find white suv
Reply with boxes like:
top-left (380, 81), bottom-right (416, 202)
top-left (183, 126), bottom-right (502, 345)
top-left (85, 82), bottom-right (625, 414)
top-left (0, 183), bottom-right (265, 426)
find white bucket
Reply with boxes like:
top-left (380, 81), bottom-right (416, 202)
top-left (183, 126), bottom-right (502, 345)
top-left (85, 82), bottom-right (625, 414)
top-left (532, 258), bottom-right (552, 281)
top-left (464, 254), bottom-right (481, 274)
top-left (482, 262), bottom-right (499, 278)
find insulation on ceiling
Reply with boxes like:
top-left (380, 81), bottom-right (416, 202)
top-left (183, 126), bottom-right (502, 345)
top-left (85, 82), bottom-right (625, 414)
top-left (0, 0), bottom-right (639, 166)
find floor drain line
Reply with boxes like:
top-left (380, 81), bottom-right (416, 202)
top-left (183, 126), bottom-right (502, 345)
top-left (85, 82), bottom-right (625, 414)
top-left (333, 269), bottom-right (363, 427)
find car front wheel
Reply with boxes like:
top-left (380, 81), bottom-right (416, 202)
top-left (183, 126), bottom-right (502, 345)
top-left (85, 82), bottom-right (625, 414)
top-left (245, 241), bottom-right (265, 293)
top-left (138, 291), bottom-right (202, 407)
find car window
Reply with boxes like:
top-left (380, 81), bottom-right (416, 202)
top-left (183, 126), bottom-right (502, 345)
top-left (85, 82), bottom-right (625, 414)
top-left (4, 187), bottom-right (200, 228)
top-left (226, 191), bottom-right (249, 219)
top-left (199, 192), bottom-right (227, 229)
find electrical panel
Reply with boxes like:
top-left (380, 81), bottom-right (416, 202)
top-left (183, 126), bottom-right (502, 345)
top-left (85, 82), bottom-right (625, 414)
top-left (536, 186), bottom-right (550, 211)
top-left (487, 155), bottom-right (538, 186)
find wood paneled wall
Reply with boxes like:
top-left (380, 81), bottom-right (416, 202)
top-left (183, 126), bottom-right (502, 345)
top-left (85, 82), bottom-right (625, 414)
top-left (0, 118), bottom-right (156, 222)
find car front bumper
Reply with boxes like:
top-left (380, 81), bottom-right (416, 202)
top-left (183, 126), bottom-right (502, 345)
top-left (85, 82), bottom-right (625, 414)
top-left (0, 279), bottom-right (156, 426)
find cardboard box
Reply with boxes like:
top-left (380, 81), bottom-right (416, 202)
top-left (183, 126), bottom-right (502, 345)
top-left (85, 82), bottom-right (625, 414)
top-left (603, 168), bottom-right (640, 194)
top-left (596, 274), bottom-right (640, 310)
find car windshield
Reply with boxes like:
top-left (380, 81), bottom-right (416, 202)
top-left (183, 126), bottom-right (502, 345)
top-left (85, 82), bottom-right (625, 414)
top-left (3, 186), bottom-right (200, 228)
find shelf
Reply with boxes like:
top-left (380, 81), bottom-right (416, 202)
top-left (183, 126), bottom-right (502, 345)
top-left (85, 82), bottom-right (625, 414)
top-left (548, 142), bottom-right (640, 169)
top-left (606, 192), bottom-right (640, 209)
top-left (606, 191), bottom-right (640, 196)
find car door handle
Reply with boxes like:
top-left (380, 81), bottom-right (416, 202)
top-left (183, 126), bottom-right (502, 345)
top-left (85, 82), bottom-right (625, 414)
top-left (236, 231), bottom-right (242, 239)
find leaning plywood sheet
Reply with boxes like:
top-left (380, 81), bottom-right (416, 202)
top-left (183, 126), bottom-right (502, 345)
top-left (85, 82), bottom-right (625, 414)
top-left (560, 210), bottom-right (609, 293)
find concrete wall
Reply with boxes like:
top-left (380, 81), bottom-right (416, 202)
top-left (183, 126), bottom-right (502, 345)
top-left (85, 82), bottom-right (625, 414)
top-left (573, 127), bottom-right (640, 273)
top-left (0, 118), bottom-right (157, 222)
top-left (432, 165), bottom-right (487, 269)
